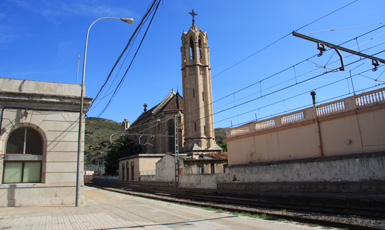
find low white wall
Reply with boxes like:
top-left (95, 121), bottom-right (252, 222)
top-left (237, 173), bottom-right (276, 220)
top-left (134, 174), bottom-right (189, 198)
top-left (155, 155), bottom-right (177, 183)
top-left (179, 173), bottom-right (227, 189)
top-left (0, 185), bottom-right (82, 207)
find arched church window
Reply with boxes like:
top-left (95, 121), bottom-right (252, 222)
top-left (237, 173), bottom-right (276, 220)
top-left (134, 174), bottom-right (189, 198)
top-left (190, 37), bottom-right (194, 60)
top-left (168, 120), bottom-right (175, 153)
top-left (3, 127), bottom-right (43, 183)
top-left (198, 38), bottom-right (202, 60)
top-left (193, 88), bottom-right (195, 98)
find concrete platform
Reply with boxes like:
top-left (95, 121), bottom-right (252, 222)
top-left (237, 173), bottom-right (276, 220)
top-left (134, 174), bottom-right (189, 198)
top-left (0, 186), bottom-right (333, 229)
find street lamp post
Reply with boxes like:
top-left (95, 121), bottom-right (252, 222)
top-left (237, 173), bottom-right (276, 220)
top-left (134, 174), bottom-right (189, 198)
top-left (76, 17), bottom-right (134, 207)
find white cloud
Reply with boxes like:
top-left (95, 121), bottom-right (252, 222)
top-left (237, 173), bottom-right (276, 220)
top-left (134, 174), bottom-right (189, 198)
top-left (0, 25), bottom-right (16, 48)
top-left (39, 1), bottom-right (136, 19)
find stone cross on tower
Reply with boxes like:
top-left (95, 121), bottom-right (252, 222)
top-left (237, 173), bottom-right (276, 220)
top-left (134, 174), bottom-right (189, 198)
top-left (189, 9), bottom-right (198, 23)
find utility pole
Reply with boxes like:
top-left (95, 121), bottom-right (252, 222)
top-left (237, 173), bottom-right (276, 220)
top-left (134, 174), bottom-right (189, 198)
top-left (311, 91), bottom-right (323, 157)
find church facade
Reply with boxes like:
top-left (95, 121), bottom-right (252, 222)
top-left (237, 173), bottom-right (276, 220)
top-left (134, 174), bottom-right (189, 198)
top-left (127, 90), bottom-right (184, 154)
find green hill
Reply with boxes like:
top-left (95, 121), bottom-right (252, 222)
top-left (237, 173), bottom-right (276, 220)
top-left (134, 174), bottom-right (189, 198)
top-left (215, 128), bottom-right (227, 151)
top-left (215, 128), bottom-right (227, 143)
top-left (85, 117), bottom-right (122, 164)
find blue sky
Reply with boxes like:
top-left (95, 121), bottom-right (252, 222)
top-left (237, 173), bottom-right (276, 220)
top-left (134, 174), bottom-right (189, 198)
top-left (1, 0), bottom-right (384, 128)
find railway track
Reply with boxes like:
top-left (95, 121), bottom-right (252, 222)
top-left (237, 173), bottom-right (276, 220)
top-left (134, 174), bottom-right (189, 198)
top-left (89, 179), bottom-right (385, 229)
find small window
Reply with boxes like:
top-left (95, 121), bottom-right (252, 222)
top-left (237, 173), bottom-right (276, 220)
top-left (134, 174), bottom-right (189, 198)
top-left (202, 92), bottom-right (204, 101)
top-left (3, 127), bottom-right (43, 183)
top-left (168, 120), bottom-right (175, 153)
top-left (193, 88), bottom-right (195, 98)
top-left (194, 122), bottom-right (197, 132)
top-left (197, 165), bottom-right (204, 174)
top-left (211, 163), bottom-right (215, 174)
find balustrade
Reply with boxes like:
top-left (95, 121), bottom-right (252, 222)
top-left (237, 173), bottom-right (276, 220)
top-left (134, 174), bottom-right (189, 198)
top-left (227, 88), bottom-right (385, 138)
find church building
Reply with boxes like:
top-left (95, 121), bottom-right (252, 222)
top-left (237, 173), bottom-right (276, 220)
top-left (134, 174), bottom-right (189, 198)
top-left (127, 89), bottom-right (184, 154)
top-left (119, 11), bottom-right (224, 181)
top-left (127, 11), bottom-right (221, 155)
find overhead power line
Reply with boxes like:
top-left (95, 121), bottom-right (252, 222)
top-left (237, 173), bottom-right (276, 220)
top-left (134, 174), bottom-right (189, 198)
top-left (212, 0), bottom-right (358, 79)
top-left (96, 0), bottom-right (161, 117)
top-left (88, 0), bottom-right (161, 114)
top-left (303, 22), bottom-right (385, 34)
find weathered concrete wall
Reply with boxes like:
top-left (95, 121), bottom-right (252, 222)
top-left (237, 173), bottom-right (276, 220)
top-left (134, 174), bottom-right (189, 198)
top-left (0, 78), bottom-right (81, 96)
top-left (0, 185), bottom-right (81, 206)
top-left (227, 88), bottom-right (385, 165)
top-left (155, 154), bottom-right (179, 183)
top-left (179, 173), bottom-right (227, 189)
top-left (140, 175), bottom-right (156, 182)
top-left (225, 153), bottom-right (385, 184)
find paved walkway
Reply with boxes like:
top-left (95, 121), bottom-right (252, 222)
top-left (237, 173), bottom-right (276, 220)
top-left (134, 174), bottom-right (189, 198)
top-left (0, 186), bottom-right (335, 229)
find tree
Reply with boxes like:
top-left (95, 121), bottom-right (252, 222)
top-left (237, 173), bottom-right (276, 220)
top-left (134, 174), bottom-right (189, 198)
top-left (105, 136), bottom-right (142, 175)
top-left (215, 128), bottom-right (227, 151)
top-left (219, 141), bottom-right (227, 152)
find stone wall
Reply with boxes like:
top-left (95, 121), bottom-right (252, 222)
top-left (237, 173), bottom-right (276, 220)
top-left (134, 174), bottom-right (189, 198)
top-left (221, 152), bottom-right (385, 193)
top-left (178, 173), bottom-right (227, 189)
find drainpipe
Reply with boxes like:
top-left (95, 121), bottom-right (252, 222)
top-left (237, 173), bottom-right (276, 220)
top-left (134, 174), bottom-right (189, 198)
top-left (311, 91), bottom-right (324, 157)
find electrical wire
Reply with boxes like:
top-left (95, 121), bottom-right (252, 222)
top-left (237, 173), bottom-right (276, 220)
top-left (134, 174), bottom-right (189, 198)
top-left (215, 72), bottom-right (369, 125)
top-left (136, 36), bottom-right (384, 136)
top-left (124, 64), bottom-right (384, 139)
top-left (96, 0), bottom-right (161, 117)
top-left (302, 22), bottom-right (385, 34)
top-left (186, 60), bottom-right (384, 131)
top-left (88, 0), bottom-right (160, 113)
top-left (212, 26), bottom-right (385, 114)
top-left (110, 0), bottom-right (382, 136)
top-left (212, 0), bottom-right (358, 79)
top-left (225, 83), bottom-right (383, 129)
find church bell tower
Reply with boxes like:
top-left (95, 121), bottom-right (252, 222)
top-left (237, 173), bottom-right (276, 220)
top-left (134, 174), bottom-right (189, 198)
top-left (181, 10), bottom-right (222, 154)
